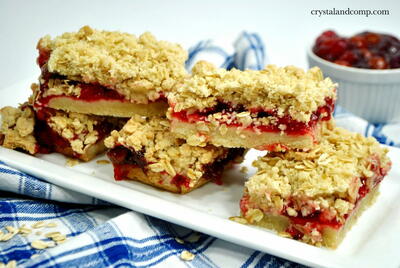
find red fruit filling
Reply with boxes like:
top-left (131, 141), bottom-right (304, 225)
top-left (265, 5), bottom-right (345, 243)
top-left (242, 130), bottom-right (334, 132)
top-left (314, 30), bottom-right (400, 69)
top-left (171, 98), bottom-right (334, 136)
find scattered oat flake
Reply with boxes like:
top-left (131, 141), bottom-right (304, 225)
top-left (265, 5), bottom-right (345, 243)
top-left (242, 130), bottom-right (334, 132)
top-left (66, 158), bottom-right (80, 167)
top-left (51, 234), bottom-right (67, 242)
top-left (46, 222), bottom-right (57, 228)
top-left (174, 237), bottom-right (184, 244)
top-left (180, 250), bottom-right (195, 261)
top-left (229, 216), bottom-right (248, 224)
top-left (96, 159), bottom-right (110, 165)
top-left (56, 239), bottom-right (66, 245)
top-left (32, 221), bottom-right (46, 229)
top-left (19, 226), bottom-right (32, 235)
top-left (5, 260), bottom-right (16, 268)
top-left (31, 240), bottom-right (51, 250)
top-left (44, 231), bottom-right (61, 238)
top-left (5, 226), bottom-right (17, 233)
top-left (1, 232), bottom-right (16, 242)
top-left (35, 231), bottom-right (43, 236)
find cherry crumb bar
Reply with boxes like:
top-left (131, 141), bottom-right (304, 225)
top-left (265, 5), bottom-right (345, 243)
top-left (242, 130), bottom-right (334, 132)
top-left (167, 61), bottom-right (336, 150)
top-left (0, 104), bottom-right (38, 154)
top-left (34, 26), bottom-right (187, 117)
top-left (239, 126), bottom-right (391, 248)
top-left (105, 116), bottom-right (245, 194)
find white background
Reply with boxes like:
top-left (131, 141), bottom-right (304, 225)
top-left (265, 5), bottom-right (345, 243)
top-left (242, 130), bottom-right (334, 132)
top-left (0, 0), bottom-right (399, 90)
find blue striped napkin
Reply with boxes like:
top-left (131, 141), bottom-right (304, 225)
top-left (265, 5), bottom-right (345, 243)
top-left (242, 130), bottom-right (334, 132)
top-left (0, 32), bottom-right (399, 268)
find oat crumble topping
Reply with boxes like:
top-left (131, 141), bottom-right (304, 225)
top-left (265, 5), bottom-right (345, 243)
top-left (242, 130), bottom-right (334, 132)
top-left (245, 125), bottom-right (391, 220)
top-left (47, 111), bottom-right (101, 154)
top-left (0, 105), bottom-right (37, 154)
top-left (38, 26), bottom-right (188, 103)
top-left (105, 116), bottom-right (229, 181)
top-left (169, 61), bottom-right (336, 122)
top-left (43, 78), bottom-right (82, 98)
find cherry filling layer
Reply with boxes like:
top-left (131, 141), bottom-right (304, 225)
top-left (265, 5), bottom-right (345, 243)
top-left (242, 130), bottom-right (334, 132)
top-left (171, 98), bottom-right (334, 136)
top-left (240, 164), bottom-right (388, 240)
top-left (107, 146), bottom-right (244, 188)
top-left (34, 108), bottom-right (114, 156)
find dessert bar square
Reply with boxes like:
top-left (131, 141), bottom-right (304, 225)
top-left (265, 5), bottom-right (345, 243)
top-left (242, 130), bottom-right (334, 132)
top-left (105, 116), bottom-right (245, 194)
top-left (34, 26), bottom-right (187, 117)
top-left (168, 61), bottom-right (336, 150)
top-left (239, 126), bottom-right (391, 248)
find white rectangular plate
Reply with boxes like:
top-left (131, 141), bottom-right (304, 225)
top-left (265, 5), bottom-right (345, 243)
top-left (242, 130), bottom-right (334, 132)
top-left (1, 81), bottom-right (400, 268)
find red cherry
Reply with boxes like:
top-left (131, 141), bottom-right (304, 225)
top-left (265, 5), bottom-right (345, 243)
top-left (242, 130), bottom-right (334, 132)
top-left (364, 32), bottom-right (381, 46)
top-left (339, 51), bottom-right (358, 64)
top-left (349, 36), bottom-right (367, 48)
top-left (332, 39), bottom-right (347, 55)
top-left (368, 56), bottom-right (388, 69)
top-left (360, 48), bottom-right (373, 60)
top-left (321, 30), bottom-right (338, 38)
top-left (314, 39), bottom-right (338, 59)
top-left (316, 30), bottom-right (338, 45)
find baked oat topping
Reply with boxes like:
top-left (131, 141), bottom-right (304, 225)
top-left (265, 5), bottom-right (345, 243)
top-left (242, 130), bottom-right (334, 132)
top-left (245, 126), bottom-right (391, 218)
top-left (0, 105), bottom-right (37, 154)
top-left (43, 78), bottom-right (82, 98)
top-left (169, 61), bottom-right (337, 122)
top-left (38, 26), bottom-right (188, 103)
top-left (105, 116), bottom-right (228, 181)
top-left (47, 111), bottom-right (101, 154)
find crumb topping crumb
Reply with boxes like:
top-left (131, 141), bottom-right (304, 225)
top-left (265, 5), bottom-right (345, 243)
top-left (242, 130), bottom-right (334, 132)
top-left (245, 125), bottom-right (391, 220)
top-left (0, 105), bottom-right (37, 154)
top-left (38, 26), bottom-right (188, 103)
top-left (168, 61), bottom-right (336, 122)
top-left (47, 111), bottom-right (101, 154)
top-left (105, 116), bottom-right (229, 181)
top-left (43, 78), bottom-right (82, 98)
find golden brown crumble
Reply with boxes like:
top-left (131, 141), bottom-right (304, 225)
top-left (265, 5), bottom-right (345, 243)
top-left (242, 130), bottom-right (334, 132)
top-left (244, 126), bottom-right (391, 222)
top-left (47, 111), bottom-right (101, 154)
top-left (43, 78), bottom-right (81, 98)
top-left (0, 105), bottom-right (37, 154)
top-left (168, 61), bottom-right (336, 122)
top-left (29, 83), bottom-right (40, 105)
top-left (105, 116), bottom-right (229, 183)
top-left (38, 26), bottom-right (188, 103)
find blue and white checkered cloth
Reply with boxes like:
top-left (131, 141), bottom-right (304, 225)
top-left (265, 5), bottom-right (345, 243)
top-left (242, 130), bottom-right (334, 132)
top-left (1, 32), bottom-right (399, 268)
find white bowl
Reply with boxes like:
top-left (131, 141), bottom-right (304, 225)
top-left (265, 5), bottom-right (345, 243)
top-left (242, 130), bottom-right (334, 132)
top-left (307, 47), bottom-right (400, 123)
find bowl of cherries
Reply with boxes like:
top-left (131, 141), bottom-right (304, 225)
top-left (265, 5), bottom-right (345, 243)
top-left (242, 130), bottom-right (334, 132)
top-left (307, 30), bottom-right (400, 123)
